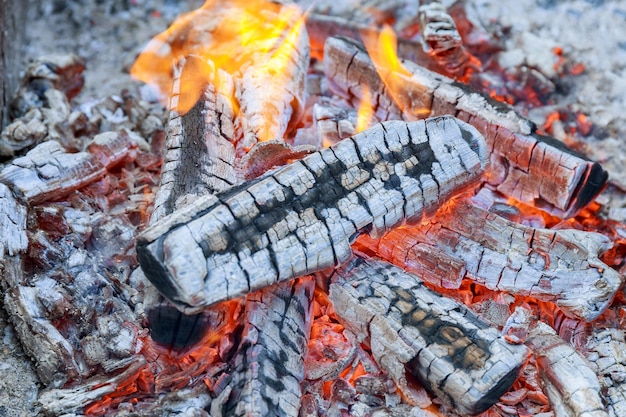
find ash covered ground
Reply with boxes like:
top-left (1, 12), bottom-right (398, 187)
top-left (2, 0), bottom-right (626, 415)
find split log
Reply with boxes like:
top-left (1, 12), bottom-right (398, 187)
top-left (137, 116), bottom-right (489, 313)
top-left (526, 322), bottom-right (608, 417)
top-left (329, 257), bottom-right (530, 415)
top-left (586, 328), bottom-right (626, 417)
top-left (323, 36), bottom-right (608, 218)
top-left (362, 198), bottom-right (621, 321)
top-left (0, 130), bottom-right (136, 205)
top-left (223, 277), bottom-right (314, 417)
top-left (418, 1), bottom-right (479, 77)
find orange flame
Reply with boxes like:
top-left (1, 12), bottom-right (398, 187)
top-left (361, 25), bottom-right (430, 119)
top-left (356, 85), bottom-right (374, 133)
top-left (130, 0), bottom-right (305, 120)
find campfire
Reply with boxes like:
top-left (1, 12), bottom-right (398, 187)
top-left (2, 0), bottom-right (626, 416)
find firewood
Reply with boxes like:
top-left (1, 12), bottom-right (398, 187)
top-left (223, 277), bottom-right (314, 417)
top-left (354, 228), bottom-right (466, 289)
top-left (137, 116), bottom-right (489, 313)
top-left (323, 36), bottom-right (608, 218)
top-left (587, 328), bottom-right (626, 417)
top-left (305, 13), bottom-right (433, 67)
top-left (369, 198), bottom-right (621, 321)
top-left (418, 1), bottom-right (479, 77)
top-left (526, 322), bottom-right (608, 417)
top-left (151, 55), bottom-right (239, 223)
top-left (37, 357), bottom-right (146, 416)
top-left (328, 257), bottom-right (530, 415)
top-left (313, 104), bottom-right (358, 146)
top-left (435, 198), bottom-right (621, 321)
top-left (0, 130), bottom-right (137, 205)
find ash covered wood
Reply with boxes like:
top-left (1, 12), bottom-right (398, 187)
top-left (223, 278), bottom-right (314, 417)
top-left (0, 130), bottom-right (137, 204)
top-left (329, 257), bottom-right (530, 415)
top-left (363, 197), bottom-right (621, 321)
top-left (137, 116), bottom-right (488, 313)
top-left (324, 36), bottom-right (608, 218)
top-left (526, 322), bottom-right (608, 417)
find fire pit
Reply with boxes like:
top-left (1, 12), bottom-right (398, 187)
top-left (2, 0), bottom-right (626, 416)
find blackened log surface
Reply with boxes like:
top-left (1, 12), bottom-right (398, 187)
top-left (137, 116), bottom-right (489, 313)
top-left (323, 36), bottom-right (608, 218)
top-left (0, 130), bottom-right (136, 204)
top-left (587, 328), bottom-right (626, 417)
top-left (417, 198), bottom-right (621, 321)
top-left (150, 56), bottom-right (238, 223)
top-left (223, 278), bottom-right (314, 417)
top-left (328, 257), bottom-right (530, 415)
top-left (526, 322), bottom-right (608, 417)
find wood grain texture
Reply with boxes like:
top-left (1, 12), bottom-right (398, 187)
top-left (223, 278), bottom-right (314, 417)
top-left (360, 197), bottom-right (621, 321)
top-left (137, 116), bottom-right (489, 313)
top-left (323, 36), bottom-right (608, 218)
top-left (526, 322), bottom-right (608, 417)
top-left (329, 256), bottom-right (530, 415)
top-left (150, 55), bottom-right (238, 223)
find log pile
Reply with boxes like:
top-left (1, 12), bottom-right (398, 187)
top-left (0, 1), bottom-right (624, 416)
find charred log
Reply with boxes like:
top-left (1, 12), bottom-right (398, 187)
top-left (323, 36), bottom-right (608, 218)
top-left (223, 278), bottom-right (314, 417)
top-left (329, 257), bottom-right (530, 415)
top-left (137, 116), bottom-right (488, 313)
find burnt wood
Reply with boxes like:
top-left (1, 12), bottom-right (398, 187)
top-left (223, 278), bottom-right (314, 417)
top-left (526, 322), bottom-right (608, 417)
top-left (323, 36), bottom-right (608, 218)
top-left (137, 116), bottom-right (489, 313)
top-left (329, 256), bottom-right (530, 415)
top-left (360, 197), bottom-right (622, 321)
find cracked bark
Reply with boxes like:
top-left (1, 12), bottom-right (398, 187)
top-left (329, 256), bottom-right (530, 415)
top-left (137, 116), bottom-right (488, 313)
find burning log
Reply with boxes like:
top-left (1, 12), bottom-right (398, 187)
top-left (417, 1), bottom-right (479, 78)
top-left (137, 116), bottom-right (489, 313)
top-left (329, 256), bottom-right (530, 415)
top-left (526, 322), bottom-right (608, 417)
top-left (0, 130), bottom-right (137, 205)
top-left (130, 0), bottom-right (310, 150)
top-left (360, 197), bottom-right (622, 321)
top-left (150, 55), bottom-right (238, 223)
top-left (223, 277), bottom-right (314, 417)
top-left (324, 35), bottom-right (608, 218)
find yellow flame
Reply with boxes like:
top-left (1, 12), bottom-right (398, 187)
top-left (362, 25), bottom-right (430, 119)
top-left (356, 85), bottom-right (374, 133)
top-left (130, 0), bottom-right (304, 117)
